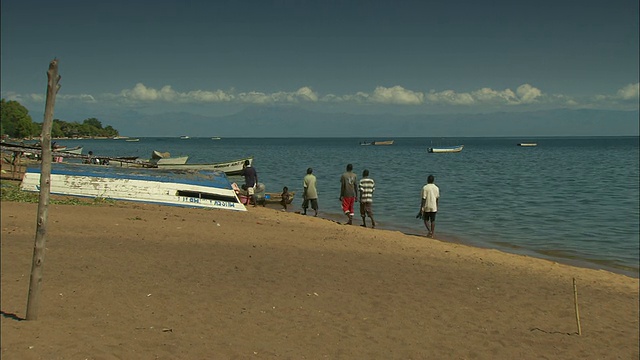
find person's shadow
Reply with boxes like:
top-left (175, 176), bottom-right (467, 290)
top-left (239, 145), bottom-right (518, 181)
top-left (1, 310), bottom-right (25, 321)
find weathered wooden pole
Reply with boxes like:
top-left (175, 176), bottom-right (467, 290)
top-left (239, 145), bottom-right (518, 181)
top-left (26, 59), bottom-right (61, 320)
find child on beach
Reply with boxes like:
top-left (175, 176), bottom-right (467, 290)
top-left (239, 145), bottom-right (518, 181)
top-left (280, 186), bottom-right (291, 211)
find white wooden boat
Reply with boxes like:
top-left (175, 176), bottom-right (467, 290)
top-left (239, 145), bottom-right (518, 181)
top-left (150, 151), bottom-right (189, 165)
top-left (156, 157), bottom-right (253, 176)
top-left (180, 135), bottom-right (190, 140)
top-left (59, 146), bottom-right (83, 155)
top-left (20, 163), bottom-right (246, 211)
top-left (427, 145), bottom-right (464, 153)
top-left (125, 138), bottom-right (140, 142)
top-left (517, 143), bottom-right (538, 147)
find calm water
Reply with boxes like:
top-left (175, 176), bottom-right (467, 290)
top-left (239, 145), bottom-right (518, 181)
top-left (56, 137), bottom-right (640, 277)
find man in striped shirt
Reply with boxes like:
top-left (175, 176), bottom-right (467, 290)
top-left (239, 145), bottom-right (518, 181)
top-left (358, 169), bottom-right (376, 228)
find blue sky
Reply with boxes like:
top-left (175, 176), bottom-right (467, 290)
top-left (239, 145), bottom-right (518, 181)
top-left (1, 0), bottom-right (638, 133)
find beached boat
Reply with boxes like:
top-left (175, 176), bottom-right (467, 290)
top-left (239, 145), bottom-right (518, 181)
top-left (517, 143), bottom-right (538, 147)
top-left (20, 163), bottom-right (246, 211)
top-left (150, 151), bottom-right (189, 165)
top-left (373, 140), bottom-right (394, 145)
top-left (427, 145), bottom-right (464, 153)
top-left (263, 191), bottom-right (296, 205)
top-left (59, 146), bottom-right (83, 155)
top-left (155, 157), bottom-right (253, 176)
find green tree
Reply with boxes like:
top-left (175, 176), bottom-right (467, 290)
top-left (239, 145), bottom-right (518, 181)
top-left (0, 99), bottom-right (35, 138)
top-left (83, 118), bottom-right (102, 129)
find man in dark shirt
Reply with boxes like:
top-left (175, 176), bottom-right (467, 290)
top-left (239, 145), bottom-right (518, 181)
top-left (241, 160), bottom-right (258, 206)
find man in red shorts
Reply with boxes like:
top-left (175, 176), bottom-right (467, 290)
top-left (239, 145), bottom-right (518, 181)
top-left (340, 163), bottom-right (358, 225)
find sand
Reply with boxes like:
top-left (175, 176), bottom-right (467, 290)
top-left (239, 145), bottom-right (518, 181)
top-left (1, 199), bottom-right (638, 359)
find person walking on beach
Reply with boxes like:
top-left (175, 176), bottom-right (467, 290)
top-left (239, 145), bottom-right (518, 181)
top-left (302, 167), bottom-right (318, 216)
top-left (419, 174), bottom-right (440, 238)
top-left (241, 160), bottom-right (258, 206)
top-left (340, 163), bottom-right (358, 225)
top-left (359, 169), bottom-right (375, 228)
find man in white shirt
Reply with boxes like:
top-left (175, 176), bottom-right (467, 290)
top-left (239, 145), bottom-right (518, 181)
top-left (419, 175), bottom-right (440, 238)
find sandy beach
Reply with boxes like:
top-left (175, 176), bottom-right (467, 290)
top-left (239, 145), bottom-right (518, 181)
top-left (1, 199), bottom-right (638, 359)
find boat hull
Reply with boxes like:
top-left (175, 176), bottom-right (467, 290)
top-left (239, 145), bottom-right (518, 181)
top-left (428, 145), bottom-right (464, 153)
top-left (156, 157), bottom-right (253, 176)
top-left (20, 164), bottom-right (246, 211)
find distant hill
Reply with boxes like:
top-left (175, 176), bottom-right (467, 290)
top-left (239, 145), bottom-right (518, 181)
top-left (94, 107), bottom-right (640, 137)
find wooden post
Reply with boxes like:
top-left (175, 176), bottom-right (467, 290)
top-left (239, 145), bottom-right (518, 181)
top-left (573, 278), bottom-right (582, 335)
top-left (25, 59), bottom-right (61, 320)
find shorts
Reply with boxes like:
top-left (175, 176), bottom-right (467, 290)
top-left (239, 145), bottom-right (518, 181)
top-left (422, 211), bottom-right (437, 222)
top-left (302, 198), bottom-right (318, 210)
top-left (360, 202), bottom-right (373, 217)
top-left (341, 197), bottom-right (356, 216)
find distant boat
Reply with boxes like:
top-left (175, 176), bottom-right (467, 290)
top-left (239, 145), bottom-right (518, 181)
top-left (360, 140), bottom-right (394, 146)
top-left (125, 138), bottom-right (140, 142)
top-left (211, 137), bottom-right (221, 140)
top-left (20, 163), bottom-right (246, 211)
top-left (517, 143), bottom-right (538, 147)
top-left (180, 135), bottom-right (190, 140)
top-left (428, 145), bottom-right (464, 153)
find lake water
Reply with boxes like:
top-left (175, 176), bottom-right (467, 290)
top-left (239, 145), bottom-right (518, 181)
top-left (54, 136), bottom-right (640, 277)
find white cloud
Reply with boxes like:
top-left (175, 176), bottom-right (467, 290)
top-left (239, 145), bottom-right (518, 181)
top-left (368, 86), bottom-right (424, 105)
top-left (616, 83), bottom-right (639, 100)
top-left (516, 84), bottom-right (542, 103)
top-left (5, 82), bottom-right (637, 112)
top-left (427, 84), bottom-right (543, 106)
top-left (427, 90), bottom-right (475, 105)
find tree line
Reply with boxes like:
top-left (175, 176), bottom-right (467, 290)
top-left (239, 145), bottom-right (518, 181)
top-left (0, 99), bottom-right (120, 139)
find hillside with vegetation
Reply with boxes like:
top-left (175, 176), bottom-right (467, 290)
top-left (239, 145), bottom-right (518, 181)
top-left (0, 99), bottom-right (119, 139)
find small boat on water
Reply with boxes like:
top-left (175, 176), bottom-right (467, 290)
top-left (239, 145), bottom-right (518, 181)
top-left (155, 157), bottom-right (253, 176)
top-left (428, 145), bottom-right (464, 153)
top-left (517, 143), bottom-right (538, 147)
top-left (180, 135), bottom-right (190, 140)
top-left (211, 137), bottom-right (221, 140)
top-left (20, 163), bottom-right (246, 211)
top-left (125, 138), bottom-right (140, 142)
top-left (373, 140), bottom-right (394, 146)
top-left (360, 141), bottom-right (372, 146)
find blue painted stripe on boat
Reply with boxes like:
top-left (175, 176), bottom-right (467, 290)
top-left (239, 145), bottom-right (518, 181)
top-left (26, 164), bottom-right (233, 189)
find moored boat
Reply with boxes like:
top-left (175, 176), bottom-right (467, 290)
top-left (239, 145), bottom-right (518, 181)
top-left (150, 150), bottom-right (189, 165)
top-left (20, 163), bottom-right (246, 211)
top-left (373, 140), bottom-right (394, 145)
top-left (517, 143), bottom-right (538, 147)
top-left (155, 157), bottom-right (253, 176)
top-left (427, 145), bottom-right (464, 153)
top-left (180, 135), bottom-right (190, 140)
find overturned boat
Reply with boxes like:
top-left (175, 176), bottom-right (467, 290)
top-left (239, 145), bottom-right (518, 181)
top-left (20, 163), bottom-right (246, 211)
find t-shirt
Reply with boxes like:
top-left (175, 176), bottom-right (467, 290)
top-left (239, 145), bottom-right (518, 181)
top-left (241, 166), bottom-right (257, 187)
top-left (303, 174), bottom-right (318, 199)
top-left (358, 177), bottom-right (375, 203)
top-left (421, 183), bottom-right (440, 212)
top-left (340, 171), bottom-right (357, 198)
